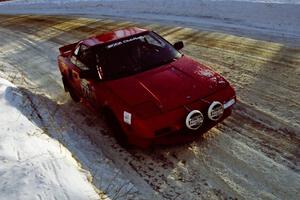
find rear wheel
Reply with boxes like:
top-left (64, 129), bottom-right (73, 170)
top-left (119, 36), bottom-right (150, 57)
top-left (62, 76), bottom-right (80, 102)
top-left (103, 108), bottom-right (129, 147)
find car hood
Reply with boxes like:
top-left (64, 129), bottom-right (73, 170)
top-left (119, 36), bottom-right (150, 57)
top-left (106, 56), bottom-right (229, 113)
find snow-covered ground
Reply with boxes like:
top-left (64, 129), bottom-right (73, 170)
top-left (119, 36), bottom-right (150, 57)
top-left (0, 62), bottom-right (148, 199)
top-left (1, 0), bottom-right (300, 45)
top-left (0, 78), bottom-right (100, 200)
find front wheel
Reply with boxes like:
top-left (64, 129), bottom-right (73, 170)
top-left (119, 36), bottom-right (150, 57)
top-left (103, 109), bottom-right (129, 147)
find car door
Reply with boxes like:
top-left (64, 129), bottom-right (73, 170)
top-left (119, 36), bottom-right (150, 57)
top-left (75, 44), bottom-right (100, 108)
top-left (68, 43), bottom-right (91, 99)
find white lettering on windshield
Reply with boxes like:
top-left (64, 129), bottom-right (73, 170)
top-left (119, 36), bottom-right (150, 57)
top-left (106, 36), bottom-right (145, 49)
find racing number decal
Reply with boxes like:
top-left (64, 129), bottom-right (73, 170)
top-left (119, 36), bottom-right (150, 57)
top-left (80, 79), bottom-right (92, 99)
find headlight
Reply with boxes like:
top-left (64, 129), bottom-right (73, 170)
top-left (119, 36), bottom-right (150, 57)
top-left (185, 110), bottom-right (204, 130)
top-left (208, 101), bottom-right (224, 121)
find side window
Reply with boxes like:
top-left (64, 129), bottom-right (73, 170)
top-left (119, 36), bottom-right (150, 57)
top-left (70, 45), bottom-right (80, 66)
top-left (74, 45), bottom-right (80, 56)
top-left (80, 49), bottom-right (96, 68)
top-left (71, 44), bottom-right (95, 70)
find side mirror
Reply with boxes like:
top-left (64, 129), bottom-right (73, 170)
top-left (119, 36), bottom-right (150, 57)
top-left (79, 70), bottom-right (100, 80)
top-left (173, 41), bottom-right (184, 50)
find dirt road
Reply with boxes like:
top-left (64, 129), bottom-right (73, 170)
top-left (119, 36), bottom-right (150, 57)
top-left (0, 15), bottom-right (299, 200)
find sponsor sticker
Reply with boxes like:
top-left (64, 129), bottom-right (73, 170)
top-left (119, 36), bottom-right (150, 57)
top-left (123, 111), bottom-right (132, 125)
top-left (107, 36), bottom-right (145, 49)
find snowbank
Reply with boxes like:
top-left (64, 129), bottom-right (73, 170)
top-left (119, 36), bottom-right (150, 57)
top-left (0, 78), bottom-right (99, 200)
top-left (0, 0), bottom-right (299, 38)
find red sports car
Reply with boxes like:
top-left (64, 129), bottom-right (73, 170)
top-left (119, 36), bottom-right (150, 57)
top-left (58, 27), bottom-right (236, 148)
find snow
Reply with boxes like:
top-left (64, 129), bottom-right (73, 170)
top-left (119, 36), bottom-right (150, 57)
top-left (0, 0), bottom-right (300, 43)
top-left (0, 78), bottom-right (100, 200)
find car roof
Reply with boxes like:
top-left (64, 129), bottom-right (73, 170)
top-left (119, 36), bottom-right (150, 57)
top-left (82, 27), bottom-right (148, 47)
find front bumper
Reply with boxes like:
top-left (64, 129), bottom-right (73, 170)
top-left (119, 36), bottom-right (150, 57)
top-left (122, 84), bottom-right (236, 147)
top-left (124, 101), bottom-right (233, 148)
top-left (152, 107), bottom-right (232, 145)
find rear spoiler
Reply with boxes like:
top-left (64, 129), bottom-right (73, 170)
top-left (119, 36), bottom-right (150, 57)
top-left (59, 42), bottom-right (78, 56)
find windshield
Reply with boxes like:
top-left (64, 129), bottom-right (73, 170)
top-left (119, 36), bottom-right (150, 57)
top-left (95, 32), bottom-right (181, 80)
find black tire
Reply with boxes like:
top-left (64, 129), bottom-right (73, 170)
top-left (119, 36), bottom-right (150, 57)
top-left (103, 108), bottom-right (129, 147)
top-left (62, 76), bottom-right (80, 102)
